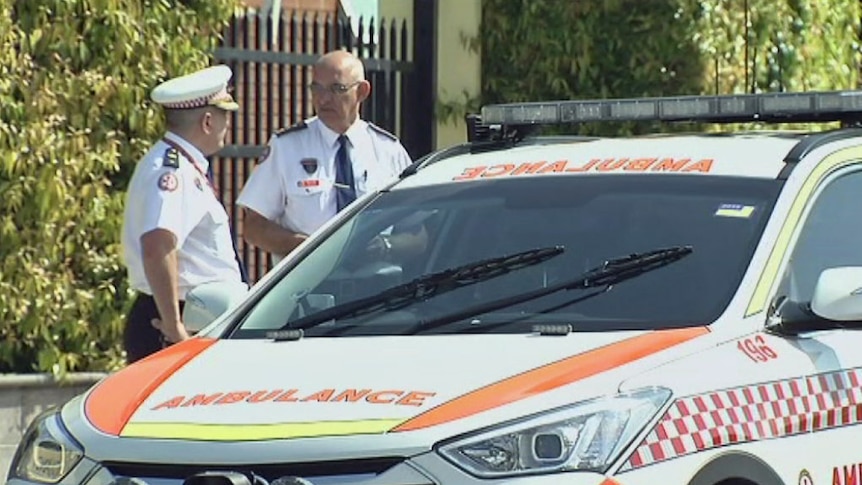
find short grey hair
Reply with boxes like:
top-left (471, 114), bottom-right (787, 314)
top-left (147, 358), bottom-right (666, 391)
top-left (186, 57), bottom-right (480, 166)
top-left (164, 106), bottom-right (212, 131)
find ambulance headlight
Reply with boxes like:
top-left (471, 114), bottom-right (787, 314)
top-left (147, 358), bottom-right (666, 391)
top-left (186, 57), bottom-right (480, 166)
top-left (437, 387), bottom-right (670, 478)
top-left (9, 409), bottom-right (84, 483)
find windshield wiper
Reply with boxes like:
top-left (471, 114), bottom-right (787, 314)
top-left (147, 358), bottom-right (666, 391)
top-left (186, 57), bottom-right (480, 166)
top-left (279, 245), bottom-right (566, 333)
top-left (404, 245), bottom-right (693, 335)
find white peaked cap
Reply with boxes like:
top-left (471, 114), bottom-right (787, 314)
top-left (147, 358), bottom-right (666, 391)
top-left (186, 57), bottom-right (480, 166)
top-left (150, 64), bottom-right (239, 111)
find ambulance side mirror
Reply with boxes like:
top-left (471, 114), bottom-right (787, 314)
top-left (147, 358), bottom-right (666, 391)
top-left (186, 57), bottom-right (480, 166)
top-left (809, 267), bottom-right (862, 321)
top-left (183, 281), bottom-right (250, 333)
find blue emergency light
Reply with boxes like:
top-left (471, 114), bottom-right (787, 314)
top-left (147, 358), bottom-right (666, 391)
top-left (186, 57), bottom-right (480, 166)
top-left (479, 90), bottom-right (862, 126)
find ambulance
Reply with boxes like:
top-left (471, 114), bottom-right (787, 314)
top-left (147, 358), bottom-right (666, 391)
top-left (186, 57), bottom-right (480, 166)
top-left (10, 89), bottom-right (862, 485)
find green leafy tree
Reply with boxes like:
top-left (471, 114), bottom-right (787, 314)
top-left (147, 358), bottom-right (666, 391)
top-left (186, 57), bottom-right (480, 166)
top-left (447, 0), bottom-right (860, 135)
top-left (0, 0), bottom-right (236, 375)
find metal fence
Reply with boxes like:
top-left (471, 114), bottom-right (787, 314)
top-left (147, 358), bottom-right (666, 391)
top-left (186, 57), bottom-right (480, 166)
top-left (211, 7), bottom-right (434, 283)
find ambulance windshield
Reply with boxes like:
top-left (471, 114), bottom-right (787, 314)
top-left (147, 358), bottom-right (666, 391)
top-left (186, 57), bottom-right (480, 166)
top-left (234, 174), bottom-right (781, 338)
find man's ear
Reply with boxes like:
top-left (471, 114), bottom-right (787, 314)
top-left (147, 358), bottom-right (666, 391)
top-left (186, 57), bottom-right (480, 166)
top-left (200, 110), bottom-right (214, 134)
top-left (357, 80), bottom-right (371, 102)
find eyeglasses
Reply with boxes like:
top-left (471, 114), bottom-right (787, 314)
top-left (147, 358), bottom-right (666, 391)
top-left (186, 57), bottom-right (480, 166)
top-left (308, 81), bottom-right (362, 96)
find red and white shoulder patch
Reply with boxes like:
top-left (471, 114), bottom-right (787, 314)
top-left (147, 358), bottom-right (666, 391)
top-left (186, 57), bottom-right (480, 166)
top-left (157, 172), bottom-right (179, 192)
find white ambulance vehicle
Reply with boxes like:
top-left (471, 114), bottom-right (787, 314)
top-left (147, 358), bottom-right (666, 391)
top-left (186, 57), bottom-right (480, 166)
top-left (10, 90), bottom-right (862, 485)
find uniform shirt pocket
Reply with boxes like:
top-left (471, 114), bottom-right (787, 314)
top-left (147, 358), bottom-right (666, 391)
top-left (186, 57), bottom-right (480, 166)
top-left (358, 162), bottom-right (397, 196)
top-left (285, 177), bottom-right (333, 233)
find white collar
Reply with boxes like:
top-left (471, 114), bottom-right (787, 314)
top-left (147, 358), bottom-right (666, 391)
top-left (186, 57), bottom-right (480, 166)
top-left (316, 117), bottom-right (367, 148)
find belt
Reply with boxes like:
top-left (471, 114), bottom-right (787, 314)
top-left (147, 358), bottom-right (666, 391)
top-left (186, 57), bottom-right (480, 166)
top-left (136, 292), bottom-right (185, 304)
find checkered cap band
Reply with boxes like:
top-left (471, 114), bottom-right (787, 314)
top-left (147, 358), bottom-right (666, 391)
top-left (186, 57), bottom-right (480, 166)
top-left (161, 86), bottom-right (233, 109)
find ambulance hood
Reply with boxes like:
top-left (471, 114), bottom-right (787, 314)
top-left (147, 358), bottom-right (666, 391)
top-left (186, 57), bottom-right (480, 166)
top-left (82, 329), bottom-right (705, 441)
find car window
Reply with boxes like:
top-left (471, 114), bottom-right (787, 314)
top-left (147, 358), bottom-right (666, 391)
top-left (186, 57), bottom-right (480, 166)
top-left (232, 174), bottom-right (782, 338)
top-left (778, 168), bottom-right (862, 303)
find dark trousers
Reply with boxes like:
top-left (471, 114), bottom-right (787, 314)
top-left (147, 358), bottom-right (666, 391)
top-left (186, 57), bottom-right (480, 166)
top-left (123, 293), bottom-right (185, 364)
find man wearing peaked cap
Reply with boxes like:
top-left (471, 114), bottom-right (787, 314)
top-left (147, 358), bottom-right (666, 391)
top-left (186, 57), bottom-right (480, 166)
top-left (120, 64), bottom-right (248, 364)
top-left (150, 64), bottom-right (240, 112)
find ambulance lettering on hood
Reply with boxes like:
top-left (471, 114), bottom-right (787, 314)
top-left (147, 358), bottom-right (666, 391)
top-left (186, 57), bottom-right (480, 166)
top-left (452, 157), bottom-right (714, 180)
top-left (84, 328), bottom-right (709, 440)
top-left (151, 389), bottom-right (437, 410)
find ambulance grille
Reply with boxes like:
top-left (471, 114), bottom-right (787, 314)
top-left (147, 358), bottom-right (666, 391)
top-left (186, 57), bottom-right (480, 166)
top-left (102, 457), bottom-right (404, 482)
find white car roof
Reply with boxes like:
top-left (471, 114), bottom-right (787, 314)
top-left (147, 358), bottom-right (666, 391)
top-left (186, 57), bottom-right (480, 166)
top-left (395, 133), bottom-right (804, 190)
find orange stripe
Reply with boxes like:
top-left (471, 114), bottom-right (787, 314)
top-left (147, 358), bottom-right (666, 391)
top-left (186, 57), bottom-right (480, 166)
top-left (392, 327), bottom-right (708, 432)
top-left (84, 338), bottom-right (216, 436)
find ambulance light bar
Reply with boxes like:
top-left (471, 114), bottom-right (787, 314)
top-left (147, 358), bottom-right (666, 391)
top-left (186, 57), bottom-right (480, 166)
top-left (480, 90), bottom-right (862, 126)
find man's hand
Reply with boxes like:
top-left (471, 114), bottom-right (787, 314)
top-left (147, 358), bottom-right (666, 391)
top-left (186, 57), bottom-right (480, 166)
top-left (365, 233), bottom-right (392, 260)
top-left (242, 208), bottom-right (309, 257)
top-left (151, 318), bottom-right (190, 344)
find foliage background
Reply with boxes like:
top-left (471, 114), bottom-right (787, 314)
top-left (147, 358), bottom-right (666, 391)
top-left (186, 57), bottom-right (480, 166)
top-left (0, 0), bottom-right (235, 375)
top-left (0, 0), bottom-right (859, 375)
top-left (439, 0), bottom-right (861, 136)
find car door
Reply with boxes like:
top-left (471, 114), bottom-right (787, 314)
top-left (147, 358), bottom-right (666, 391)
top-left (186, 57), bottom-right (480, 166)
top-left (764, 163), bottom-right (862, 484)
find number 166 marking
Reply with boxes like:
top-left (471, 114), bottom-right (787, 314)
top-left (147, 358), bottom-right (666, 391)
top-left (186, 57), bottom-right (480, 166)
top-left (737, 335), bottom-right (778, 363)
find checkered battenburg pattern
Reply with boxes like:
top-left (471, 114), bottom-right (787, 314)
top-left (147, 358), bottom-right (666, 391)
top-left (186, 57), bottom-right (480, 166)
top-left (162, 86), bottom-right (232, 109)
top-left (621, 368), bottom-right (862, 471)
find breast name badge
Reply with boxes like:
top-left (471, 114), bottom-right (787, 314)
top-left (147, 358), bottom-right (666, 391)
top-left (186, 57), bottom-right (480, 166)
top-left (297, 158), bottom-right (321, 192)
top-left (297, 179), bottom-right (321, 191)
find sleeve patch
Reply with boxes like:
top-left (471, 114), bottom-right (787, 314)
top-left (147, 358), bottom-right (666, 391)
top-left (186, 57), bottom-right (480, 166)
top-left (257, 145), bottom-right (271, 164)
top-left (157, 172), bottom-right (179, 192)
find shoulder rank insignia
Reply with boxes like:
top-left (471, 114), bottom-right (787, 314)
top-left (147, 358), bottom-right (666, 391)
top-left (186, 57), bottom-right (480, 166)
top-left (368, 123), bottom-right (398, 141)
top-left (274, 121), bottom-right (308, 138)
top-left (162, 147), bottom-right (180, 169)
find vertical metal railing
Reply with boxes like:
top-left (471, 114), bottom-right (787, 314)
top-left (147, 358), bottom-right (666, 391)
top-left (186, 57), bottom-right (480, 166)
top-left (214, 7), bottom-right (428, 283)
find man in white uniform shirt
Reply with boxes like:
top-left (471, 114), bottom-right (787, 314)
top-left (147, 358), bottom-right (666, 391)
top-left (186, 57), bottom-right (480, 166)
top-left (237, 50), bottom-right (426, 264)
top-left (121, 65), bottom-right (246, 364)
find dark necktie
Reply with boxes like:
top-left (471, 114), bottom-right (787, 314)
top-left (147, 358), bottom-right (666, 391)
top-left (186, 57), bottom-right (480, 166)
top-left (335, 134), bottom-right (357, 212)
top-left (207, 165), bottom-right (250, 284)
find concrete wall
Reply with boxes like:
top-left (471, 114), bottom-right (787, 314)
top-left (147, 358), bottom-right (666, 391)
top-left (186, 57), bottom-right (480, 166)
top-left (380, 0), bottom-right (482, 152)
top-left (0, 373), bottom-right (106, 480)
top-left (434, 0), bottom-right (481, 151)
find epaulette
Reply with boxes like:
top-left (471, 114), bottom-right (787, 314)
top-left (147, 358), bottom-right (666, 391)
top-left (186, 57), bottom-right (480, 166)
top-left (274, 121), bottom-right (308, 137)
top-left (162, 147), bottom-right (180, 169)
top-left (368, 122), bottom-right (398, 141)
